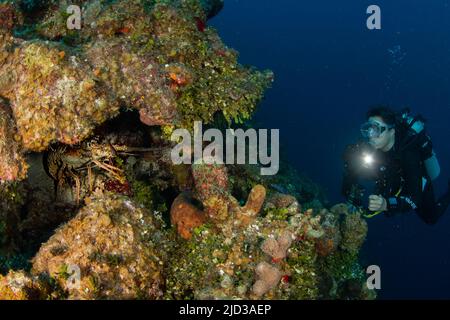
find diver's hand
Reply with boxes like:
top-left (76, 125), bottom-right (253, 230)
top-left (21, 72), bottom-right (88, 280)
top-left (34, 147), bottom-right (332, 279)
top-left (368, 195), bottom-right (387, 212)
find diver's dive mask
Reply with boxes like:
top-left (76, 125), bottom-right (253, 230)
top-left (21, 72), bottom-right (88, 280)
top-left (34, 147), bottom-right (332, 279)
top-left (360, 120), bottom-right (393, 140)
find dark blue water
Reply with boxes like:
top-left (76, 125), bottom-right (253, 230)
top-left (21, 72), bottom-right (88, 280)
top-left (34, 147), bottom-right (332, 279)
top-left (211, 0), bottom-right (450, 299)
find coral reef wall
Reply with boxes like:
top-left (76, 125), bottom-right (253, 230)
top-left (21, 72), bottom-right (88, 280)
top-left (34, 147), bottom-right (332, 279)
top-left (0, 0), bottom-right (374, 300)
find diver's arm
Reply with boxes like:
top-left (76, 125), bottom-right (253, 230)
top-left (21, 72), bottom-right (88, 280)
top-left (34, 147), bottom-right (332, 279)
top-left (386, 151), bottom-right (423, 213)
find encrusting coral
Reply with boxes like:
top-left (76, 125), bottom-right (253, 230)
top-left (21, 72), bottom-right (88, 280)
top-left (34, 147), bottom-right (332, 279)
top-left (0, 1), bottom-right (23, 32)
top-left (314, 210), bottom-right (341, 257)
top-left (340, 212), bottom-right (368, 255)
top-left (0, 32), bottom-right (120, 152)
top-left (83, 38), bottom-right (180, 126)
top-left (266, 192), bottom-right (298, 211)
top-left (0, 99), bottom-right (28, 182)
top-left (0, 270), bottom-right (52, 300)
top-left (192, 159), bottom-right (230, 205)
top-left (31, 194), bottom-right (170, 299)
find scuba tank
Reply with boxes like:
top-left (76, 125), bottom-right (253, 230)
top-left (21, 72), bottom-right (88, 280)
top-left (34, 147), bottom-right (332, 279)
top-left (398, 108), bottom-right (441, 181)
top-left (400, 109), bottom-right (425, 134)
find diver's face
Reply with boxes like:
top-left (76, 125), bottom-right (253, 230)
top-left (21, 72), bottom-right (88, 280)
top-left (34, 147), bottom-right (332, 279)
top-left (367, 116), bottom-right (395, 151)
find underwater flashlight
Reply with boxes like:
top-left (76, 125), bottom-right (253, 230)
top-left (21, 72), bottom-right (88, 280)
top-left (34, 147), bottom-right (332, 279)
top-left (362, 153), bottom-right (374, 168)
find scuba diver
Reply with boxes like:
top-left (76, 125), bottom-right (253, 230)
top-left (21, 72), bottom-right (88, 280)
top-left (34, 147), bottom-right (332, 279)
top-left (342, 106), bottom-right (450, 224)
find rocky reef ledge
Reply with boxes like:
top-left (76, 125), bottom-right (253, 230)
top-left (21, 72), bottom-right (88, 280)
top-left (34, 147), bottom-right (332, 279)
top-left (0, 0), bottom-right (373, 300)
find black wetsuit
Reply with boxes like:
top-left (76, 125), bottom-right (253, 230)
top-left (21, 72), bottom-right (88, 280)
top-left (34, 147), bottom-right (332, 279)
top-left (342, 130), bottom-right (450, 225)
